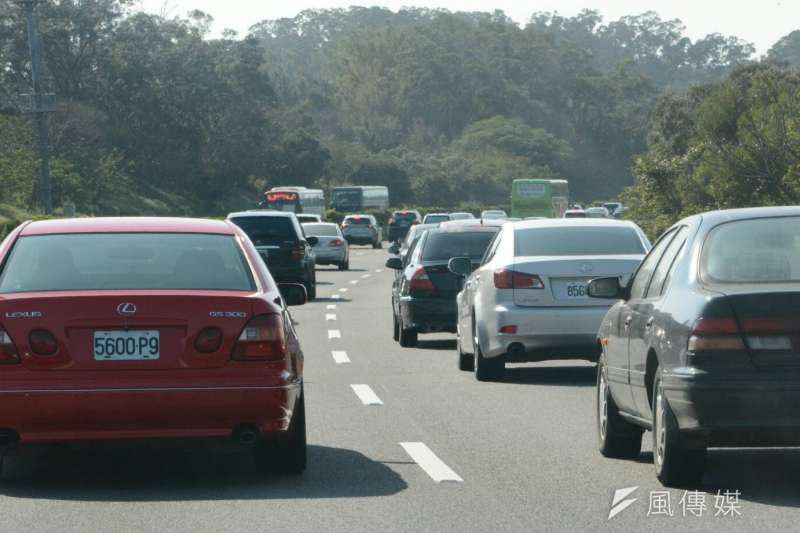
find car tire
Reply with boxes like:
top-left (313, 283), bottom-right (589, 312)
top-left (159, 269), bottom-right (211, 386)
top-left (597, 359), bottom-right (643, 458)
top-left (474, 339), bottom-right (503, 381)
top-left (398, 317), bottom-right (418, 347)
top-left (338, 260), bottom-right (349, 271)
top-left (393, 311), bottom-right (400, 342)
top-left (457, 334), bottom-right (473, 371)
top-left (254, 388), bottom-right (307, 475)
top-left (652, 369), bottom-right (706, 487)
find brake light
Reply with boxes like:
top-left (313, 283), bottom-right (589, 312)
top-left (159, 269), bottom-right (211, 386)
top-left (493, 269), bottom-right (545, 289)
top-left (29, 329), bottom-right (58, 356)
top-left (687, 318), bottom-right (745, 352)
top-left (195, 327), bottom-right (223, 353)
top-left (232, 314), bottom-right (287, 361)
top-left (0, 328), bottom-right (19, 364)
top-left (409, 267), bottom-right (435, 295)
top-left (291, 245), bottom-right (305, 261)
top-left (330, 239), bottom-right (343, 247)
top-left (499, 325), bottom-right (518, 334)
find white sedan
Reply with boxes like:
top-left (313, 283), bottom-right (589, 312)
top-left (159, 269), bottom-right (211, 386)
top-left (450, 219), bottom-right (650, 381)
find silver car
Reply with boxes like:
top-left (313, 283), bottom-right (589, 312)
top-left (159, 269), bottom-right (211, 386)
top-left (303, 222), bottom-right (350, 270)
top-left (452, 219), bottom-right (650, 381)
top-left (342, 214), bottom-right (382, 248)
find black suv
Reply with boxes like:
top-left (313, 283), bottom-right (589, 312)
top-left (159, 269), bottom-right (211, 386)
top-left (387, 210), bottom-right (422, 242)
top-left (227, 211), bottom-right (318, 299)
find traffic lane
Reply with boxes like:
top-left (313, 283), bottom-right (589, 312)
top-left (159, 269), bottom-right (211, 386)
top-left (332, 251), bottom-right (800, 530)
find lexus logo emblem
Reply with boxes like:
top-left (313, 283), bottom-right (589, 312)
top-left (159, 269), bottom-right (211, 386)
top-left (117, 303), bottom-right (137, 316)
top-left (579, 263), bottom-right (593, 274)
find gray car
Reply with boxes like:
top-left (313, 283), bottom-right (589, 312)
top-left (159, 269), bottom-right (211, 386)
top-left (342, 214), bottom-right (382, 248)
top-left (303, 222), bottom-right (349, 270)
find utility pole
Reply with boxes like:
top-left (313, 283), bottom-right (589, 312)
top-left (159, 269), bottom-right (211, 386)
top-left (17, 0), bottom-right (53, 215)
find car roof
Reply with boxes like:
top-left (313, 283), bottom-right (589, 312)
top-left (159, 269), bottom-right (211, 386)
top-left (511, 218), bottom-right (640, 230)
top-left (21, 217), bottom-right (237, 236)
top-left (440, 219), bottom-right (507, 229)
top-left (425, 213), bottom-right (449, 216)
top-left (302, 221), bottom-right (337, 226)
top-left (344, 213), bottom-right (374, 218)
top-left (686, 206), bottom-right (800, 228)
top-left (425, 225), bottom-right (502, 235)
top-left (227, 210), bottom-right (296, 219)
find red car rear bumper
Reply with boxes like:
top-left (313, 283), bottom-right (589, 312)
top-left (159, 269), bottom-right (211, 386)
top-left (0, 382), bottom-right (301, 444)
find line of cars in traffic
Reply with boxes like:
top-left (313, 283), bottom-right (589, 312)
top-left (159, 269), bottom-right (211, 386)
top-left (385, 206), bottom-right (800, 487)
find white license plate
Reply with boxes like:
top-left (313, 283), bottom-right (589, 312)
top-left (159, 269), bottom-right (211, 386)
top-left (552, 279), bottom-right (591, 299)
top-left (93, 330), bottom-right (160, 361)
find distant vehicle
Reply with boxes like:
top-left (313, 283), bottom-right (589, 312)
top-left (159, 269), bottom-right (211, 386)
top-left (449, 212), bottom-right (475, 220)
top-left (480, 210), bottom-right (508, 220)
top-left (0, 217), bottom-right (308, 474)
top-left (296, 214), bottom-right (322, 224)
top-left (387, 225), bottom-right (502, 347)
top-left (452, 219), bottom-right (650, 381)
top-left (303, 222), bottom-right (349, 270)
top-left (572, 203), bottom-right (584, 211)
top-left (423, 213), bottom-right (452, 224)
top-left (590, 206), bottom-right (800, 487)
top-left (227, 211), bottom-right (318, 300)
top-left (564, 209), bottom-right (587, 218)
top-left (341, 214), bottom-right (382, 248)
top-left (439, 219), bottom-right (507, 230)
top-left (602, 202), bottom-right (623, 217)
top-left (261, 187), bottom-right (325, 215)
top-left (387, 210), bottom-right (422, 242)
top-left (330, 186), bottom-right (389, 212)
top-left (389, 223), bottom-right (440, 261)
top-left (510, 179), bottom-right (570, 218)
top-left (585, 207), bottom-right (611, 218)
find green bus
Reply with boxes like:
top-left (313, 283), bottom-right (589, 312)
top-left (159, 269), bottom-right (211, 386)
top-left (511, 179), bottom-right (570, 218)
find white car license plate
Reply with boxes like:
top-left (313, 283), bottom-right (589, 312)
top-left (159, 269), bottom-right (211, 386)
top-left (552, 279), bottom-right (591, 300)
top-left (93, 330), bottom-right (160, 361)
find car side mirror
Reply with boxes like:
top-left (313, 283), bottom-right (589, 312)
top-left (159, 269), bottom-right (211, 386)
top-left (388, 243), bottom-right (400, 254)
top-left (278, 283), bottom-right (307, 306)
top-left (385, 257), bottom-right (404, 270)
top-left (305, 236), bottom-right (319, 246)
top-left (588, 277), bottom-right (624, 299)
top-left (448, 257), bottom-right (473, 277)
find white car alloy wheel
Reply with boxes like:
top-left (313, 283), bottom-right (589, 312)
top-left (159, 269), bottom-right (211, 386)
top-left (654, 380), bottom-right (667, 471)
top-left (598, 369), bottom-right (609, 442)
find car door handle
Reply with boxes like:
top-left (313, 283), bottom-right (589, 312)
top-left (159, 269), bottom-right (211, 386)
top-left (645, 317), bottom-right (655, 329)
top-left (624, 316), bottom-right (632, 328)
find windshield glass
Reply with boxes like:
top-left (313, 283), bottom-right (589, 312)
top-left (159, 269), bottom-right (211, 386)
top-left (703, 217), bottom-right (800, 283)
top-left (302, 223), bottom-right (338, 236)
top-left (424, 215), bottom-right (450, 224)
top-left (0, 234), bottom-right (254, 293)
top-left (229, 216), bottom-right (298, 245)
top-left (515, 227), bottom-right (645, 256)
top-left (421, 231), bottom-right (498, 261)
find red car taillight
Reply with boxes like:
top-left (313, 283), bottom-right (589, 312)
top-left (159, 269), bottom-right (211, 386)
top-left (291, 245), bottom-right (305, 262)
top-left (687, 318), bottom-right (745, 352)
top-left (29, 329), bottom-right (58, 356)
top-left (0, 328), bottom-right (20, 364)
top-left (408, 267), bottom-right (435, 295)
top-left (232, 314), bottom-right (287, 361)
top-left (493, 269), bottom-right (545, 289)
top-left (329, 239), bottom-right (343, 247)
top-left (195, 327), bottom-right (223, 353)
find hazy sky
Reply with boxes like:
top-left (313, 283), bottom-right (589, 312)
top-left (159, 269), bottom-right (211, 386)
top-left (135, 1), bottom-right (798, 54)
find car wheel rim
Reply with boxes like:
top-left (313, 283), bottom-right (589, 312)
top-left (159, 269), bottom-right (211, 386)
top-left (655, 382), bottom-right (666, 469)
top-left (598, 369), bottom-right (608, 441)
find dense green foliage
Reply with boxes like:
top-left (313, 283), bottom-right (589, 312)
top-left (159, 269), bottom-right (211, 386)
top-left (0, 2), bottom-right (794, 222)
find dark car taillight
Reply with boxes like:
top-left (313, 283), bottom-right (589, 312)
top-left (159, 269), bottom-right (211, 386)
top-left (493, 269), bottom-right (545, 289)
top-left (0, 328), bottom-right (20, 364)
top-left (409, 267), bottom-right (435, 296)
top-left (29, 329), bottom-right (58, 356)
top-left (687, 318), bottom-right (745, 352)
top-left (329, 239), bottom-right (343, 247)
top-left (291, 245), bottom-right (305, 261)
top-left (195, 327), bottom-right (223, 353)
top-left (232, 314), bottom-right (287, 361)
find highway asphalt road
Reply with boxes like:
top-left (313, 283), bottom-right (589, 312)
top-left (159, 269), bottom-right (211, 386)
top-left (0, 247), bottom-right (798, 532)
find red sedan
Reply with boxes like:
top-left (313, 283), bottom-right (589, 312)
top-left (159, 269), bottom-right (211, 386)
top-left (0, 217), bottom-right (307, 474)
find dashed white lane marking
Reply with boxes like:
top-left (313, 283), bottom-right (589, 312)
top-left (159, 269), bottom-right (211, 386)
top-left (350, 384), bottom-right (383, 405)
top-left (339, 288), bottom-right (349, 292)
top-left (356, 252), bottom-right (365, 256)
top-left (332, 294), bottom-right (341, 300)
top-left (328, 329), bottom-right (341, 339)
top-left (375, 269), bottom-right (384, 273)
top-left (400, 442), bottom-right (464, 483)
top-left (326, 314), bottom-right (337, 321)
top-left (349, 280), bottom-right (358, 285)
top-left (326, 304), bottom-right (337, 310)
top-left (332, 350), bottom-right (350, 364)
top-left (361, 274), bottom-right (371, 279)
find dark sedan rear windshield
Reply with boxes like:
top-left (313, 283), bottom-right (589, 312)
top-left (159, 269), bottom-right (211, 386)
top-left (515, 227), bottom-right (645, 256)
top-left (229, 216), bottom-right (298, 245)
top-left (0, 233), bottom-right (255, 293)
top-left (703, 217), bottom-right (800, 283)
top-left (421, 231), bottom-right (498, 261)
top-left (393, 212), bottom-right (417, 222)
top-left (303, 223), bottom-right (338, 237)
top-left (345, 217), bottom-right (371, 225)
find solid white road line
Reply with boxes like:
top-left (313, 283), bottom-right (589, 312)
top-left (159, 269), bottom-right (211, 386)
top-left (326, 304), bottom-right (337, 310)
top-left (332, 350), bottom-right (350, 364)
top-left (328, 329), bottom-right (341, 339)
top-left (400, 442), bottom-right (464, 483)
top-left (350, 384), bottom-right (383, 405)
top-left (349, 280), bottom-right (358, 285)
top-left (326, 314), bottom-right (337, 321)
top-left (339, 288), bottom-right (349, 292)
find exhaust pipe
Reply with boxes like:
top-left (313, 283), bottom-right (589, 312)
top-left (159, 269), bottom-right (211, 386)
top-left (232, 425), bottom-right (259, 446)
